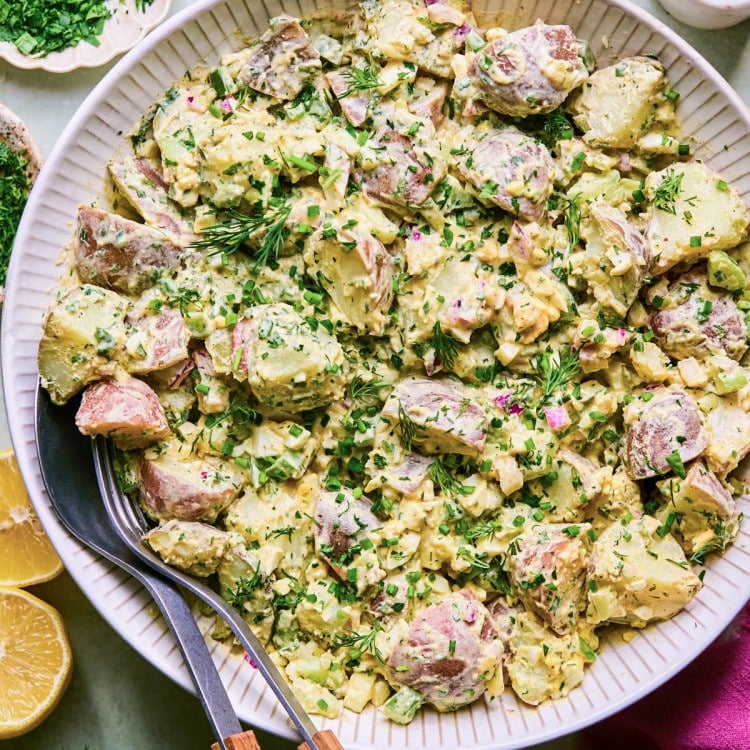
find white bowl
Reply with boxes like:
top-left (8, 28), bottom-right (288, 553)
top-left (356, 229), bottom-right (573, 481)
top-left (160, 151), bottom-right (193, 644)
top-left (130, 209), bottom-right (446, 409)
top-left (0, 0), bottom-right (173, 72)
top-left (658, 0), bottom-right (750, 29)
top-left (4, 1), bottom-right (750, 748)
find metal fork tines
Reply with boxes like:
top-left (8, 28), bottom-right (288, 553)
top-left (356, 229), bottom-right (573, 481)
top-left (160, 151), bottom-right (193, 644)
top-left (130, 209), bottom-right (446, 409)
top-left (92, 437), bottom-right (341, 750)
top-left (34, 387), bottom-right (257, 750)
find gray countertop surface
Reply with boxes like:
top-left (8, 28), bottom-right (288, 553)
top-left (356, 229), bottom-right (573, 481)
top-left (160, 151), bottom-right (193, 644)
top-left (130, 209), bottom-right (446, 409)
top-left (1, 1), bottom-right (748, 748)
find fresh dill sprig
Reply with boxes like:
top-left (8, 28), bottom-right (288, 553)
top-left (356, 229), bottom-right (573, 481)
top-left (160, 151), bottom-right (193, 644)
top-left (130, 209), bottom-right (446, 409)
top-left (339, 62), bottom-right (383, 98)
top-left (397, 401), bottom-right (419, 451)
top-left (457, 546), bottom-right (490, 571)
top-left (428, 322), bottom-right (460, 369)
top-left (455, 517), bottom-right (502, 542)
top-left (428, 458), bottom-right (473, 497)
top-left (653, 168), bottom-right (684, 214)
top-left (135, 0), bottom-right (155, 11)
top-left (265, 526), bottom-right (295, 541)
top-left (689, 518), bottom-right (733, 565)
top-left (531, 346), bottom-right (580, 400)
top-left (332, 623), bottom-right (383, 661)
top-left (191, 199), bottom-right (291, 267)
top-left (348, 376), bottom-right (388, 402)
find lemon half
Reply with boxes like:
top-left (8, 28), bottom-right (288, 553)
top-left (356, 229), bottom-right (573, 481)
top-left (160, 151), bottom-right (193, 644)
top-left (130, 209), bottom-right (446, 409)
top-left (0, 586), bottom-right (72, 738)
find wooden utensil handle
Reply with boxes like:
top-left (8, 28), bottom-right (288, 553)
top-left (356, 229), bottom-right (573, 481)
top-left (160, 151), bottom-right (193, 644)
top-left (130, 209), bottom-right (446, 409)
top-left (211, 730), bottom-right (262, 750)
top-left (298, 729), bottom-right (344, 750)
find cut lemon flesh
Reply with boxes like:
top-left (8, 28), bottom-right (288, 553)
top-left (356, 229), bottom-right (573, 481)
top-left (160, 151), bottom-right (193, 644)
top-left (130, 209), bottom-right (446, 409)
top-left (0, 586), bottom-right (72, 739)
top-left (0, 448), bottom-right (63, 586)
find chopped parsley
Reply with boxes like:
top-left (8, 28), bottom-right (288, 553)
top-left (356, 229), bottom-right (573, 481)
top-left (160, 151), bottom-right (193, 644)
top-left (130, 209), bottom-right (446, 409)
top-left (0, 142), bottom-right (31, 288)
top-left (0, 0), bottom-right (115, 57)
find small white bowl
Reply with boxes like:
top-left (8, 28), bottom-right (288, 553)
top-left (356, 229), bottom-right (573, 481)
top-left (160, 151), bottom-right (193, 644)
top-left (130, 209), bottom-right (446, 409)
top-left (658, 0), bottom-right (750, 29)
top-left (0, 0), bottom-right (173, 72)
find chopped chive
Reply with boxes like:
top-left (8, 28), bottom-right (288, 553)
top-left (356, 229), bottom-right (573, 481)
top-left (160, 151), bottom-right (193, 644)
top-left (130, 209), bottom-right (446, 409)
top-left (287, 154), bottom-right (317, 172)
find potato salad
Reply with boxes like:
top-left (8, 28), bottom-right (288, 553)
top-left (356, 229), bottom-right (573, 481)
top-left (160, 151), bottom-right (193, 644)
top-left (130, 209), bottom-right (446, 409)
top-left (39, 0), bottom-right (750, 724)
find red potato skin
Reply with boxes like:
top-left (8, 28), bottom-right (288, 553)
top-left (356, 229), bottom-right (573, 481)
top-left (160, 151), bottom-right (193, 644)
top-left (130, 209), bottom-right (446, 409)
top-left (383, 377), bottom-right (488, 456)
top-left (624, 388), bottom-right (709, 480)
top-left (75, 375), bottom-right (170, 449)
top-left (127, 308), bottom-right (190, 374)
top-left (326, 69), bottom-right (370, 126)
top-left (470, 22), bottom-right (586, 116)
top-left (138, 455), bottom-right (242, 523)
top-left (507, 525), bottom-right (589, 635)
top-left (230, 317), bottom-right (257, 380)
top-left (314, 488), bottom-right (380, 577)
top-left (238, 16), bottom-right (321, 101)
top-left (456, 128), bottom-right (555, 221)
top-left (75, 205), bottom-right (183, 294)
top-left (407, 79), bottom-right (449, 126)
top-left (651, 296), bottom-right (747, 362)
top-left (386, 590), bottom-right (502, 711)
top-left (108, 141), bottom-right (197, 242)
top-left (358, 131), bottom-right (438, 208)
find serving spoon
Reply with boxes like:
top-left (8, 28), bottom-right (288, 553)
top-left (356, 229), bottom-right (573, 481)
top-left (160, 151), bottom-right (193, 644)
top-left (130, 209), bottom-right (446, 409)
top-left (34, 386), bottom-right (261, 750)
top-left (92, 431), bottom-right (342, 750)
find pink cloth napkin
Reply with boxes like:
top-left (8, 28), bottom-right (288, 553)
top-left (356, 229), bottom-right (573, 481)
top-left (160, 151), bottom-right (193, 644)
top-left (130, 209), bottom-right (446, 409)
top-left (579, 603), bottom-right (750, 750)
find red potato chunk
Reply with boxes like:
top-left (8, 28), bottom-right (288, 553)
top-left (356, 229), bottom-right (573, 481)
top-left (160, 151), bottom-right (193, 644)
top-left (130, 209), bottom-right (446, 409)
top-left (658, 461), bottom-right (740, 558)
top-left (125, 308), bottom-right (190, 375)
top-left (108, 139), bottom-right (196, 241)
top-left (307, 224), bottom-right (395, 335)
top-left (470, 22), bottom-right (588, 117)
top-left (382, 377), bottom-right (488, 456)
top-left (75, 374), bottom-right (170, 450)
top-left (650, 272), bottom-right (747, 362)
top-left (385, 590), bottom-right (503, 711)
top-left (624, 387), bottom-right (709, 480)
top-left (456, 126), bottom-right (556, 221)
top-left (376, 451), bottom-right (433, 496)
top-left (407, 77), bottom-right (449, 126)
top-left (314, 488), bottom-right (381, 577)
top-left (326, 69), bottom-right (371, 127)
top-left (75, 205), bottom-right (183, 294)
top-left (357, 130), bottom-right (439, 208)
top-left (652, 296), bottom-right (747, 362)
top-left (506, 523), bottom-right (591, 635)
top-left (138, 452), bottom-right (245, 523)
top-left (237, 16), bottom-right (321, 101)
top-left (143, 519), bottom-right (233, 577)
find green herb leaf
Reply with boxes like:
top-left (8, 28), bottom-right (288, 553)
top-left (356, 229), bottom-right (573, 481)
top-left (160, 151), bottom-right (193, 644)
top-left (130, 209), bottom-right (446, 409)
top-left (653, 168), bottom-right (684, 214)
top-left (428, 322), bottom-right (460, 370)
top-left (0, 142), bottom-right (31, 287)
top-left (0, 0), bottom-right (114, 57)
top-left (665, 450), bottom-right (687, 479)
top-left (531, 346), bottom-right (580, 402)
top-left (332, 623), bottom-right (383, 661)
top-left (338, 61), bottom-right (383, 98)
top-left (191, 200), bottom-right (292, 268)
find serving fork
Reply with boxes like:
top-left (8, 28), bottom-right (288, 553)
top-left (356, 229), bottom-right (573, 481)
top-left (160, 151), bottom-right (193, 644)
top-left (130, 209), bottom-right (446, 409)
top-left (92, 435), bottom-right (342, 750)
top-left (34, 386), bottom-right (261, 750)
